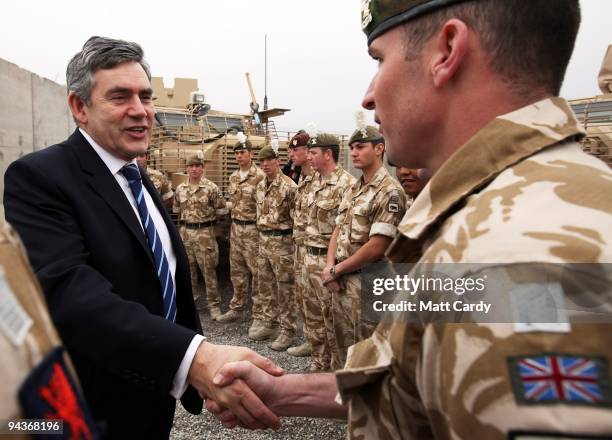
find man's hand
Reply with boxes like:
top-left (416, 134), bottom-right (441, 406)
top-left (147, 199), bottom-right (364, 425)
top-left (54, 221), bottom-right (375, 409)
top-left (188, 342), bottom-right (283, 430)
top-left (324, 279), bottom-right (344, 293)
top-left (206, 360), bottom-right (279, 429)
top-left (207, 362), bottom-right (348, 424)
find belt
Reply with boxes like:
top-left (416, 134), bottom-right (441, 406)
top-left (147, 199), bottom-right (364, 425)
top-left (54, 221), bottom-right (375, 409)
top-left (260, 229), bottom-right (292, 237)
top-left (183, 220), bottom-right (216, 229)
top-left (232, 219), bottom-right (256, 226)
top-left (307, 246), bottom-right (327, 256)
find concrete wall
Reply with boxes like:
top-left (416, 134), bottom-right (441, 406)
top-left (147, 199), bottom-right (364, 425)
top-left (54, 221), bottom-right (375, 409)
top-left (0, 57), bottom-right (75, 204)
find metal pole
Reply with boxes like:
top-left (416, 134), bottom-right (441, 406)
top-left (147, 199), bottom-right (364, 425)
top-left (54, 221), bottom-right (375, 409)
top-left (264, 34), bottom-right (269, 111)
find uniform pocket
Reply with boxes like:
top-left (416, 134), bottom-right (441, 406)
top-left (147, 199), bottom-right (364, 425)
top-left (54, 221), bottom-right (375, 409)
top-left (350, 205), bottom-right (371, 243)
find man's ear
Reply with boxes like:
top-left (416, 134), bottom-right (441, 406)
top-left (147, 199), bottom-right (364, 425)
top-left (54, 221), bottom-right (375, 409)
top-left (67, 92), bottom-right (88, 126)
top-left (375, 142), bottom-right (385, 157)
top-left (430, 18), bottom-right (469, 89)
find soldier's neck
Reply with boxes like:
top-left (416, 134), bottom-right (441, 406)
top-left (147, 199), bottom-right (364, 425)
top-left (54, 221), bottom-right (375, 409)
top-left (301, 163), bottom-right (312, 175)
top-left (361, 161), bottom-right (383, 184)
top-left (239, 162), bottom-right (252, 172)
top-left (319, 162), bottom-right (336, 178)
top-left (266, 170), bottom-right (279, 183)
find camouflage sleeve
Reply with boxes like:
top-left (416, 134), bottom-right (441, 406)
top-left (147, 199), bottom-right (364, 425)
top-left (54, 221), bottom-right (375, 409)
top-left (369, 187), bottom-right (406, 238)
top-left (336, 264), bottom-right (612, 439)
top-left (172, 187), bottom-right (181, 214)
top-left (213, 186), bottom-right (228, 216)
top-left (287, 183), bottom-right (297, 208)
top-left (335, 190), bottom-right (352, 227)
top-left (160, 175), bottom-right (173, 201)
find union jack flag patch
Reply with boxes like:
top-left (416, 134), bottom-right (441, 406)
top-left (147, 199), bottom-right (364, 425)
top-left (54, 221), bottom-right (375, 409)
top-left (508, 354), bottom-right (612, 407)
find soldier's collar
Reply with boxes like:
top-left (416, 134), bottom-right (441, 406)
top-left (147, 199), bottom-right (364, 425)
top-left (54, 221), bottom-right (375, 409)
top-left (320, 166), bottom-right (342, 185)
top-left (394, 97), bottom-right (585, 242)
top-left (359, 164), bottom-right (387, 189)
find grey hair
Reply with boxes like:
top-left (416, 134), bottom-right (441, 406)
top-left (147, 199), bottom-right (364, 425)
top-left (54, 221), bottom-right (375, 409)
top-left (66, 36), bottom-right (151, 104)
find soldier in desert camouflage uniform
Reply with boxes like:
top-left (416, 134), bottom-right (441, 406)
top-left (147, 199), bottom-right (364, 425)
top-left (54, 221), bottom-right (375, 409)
top-left (286, 131), bottom-right (317, 357)
top-left (173, 154), bottom-right (227, 319)
top-left (302, 133), bottom-right (355, 371)
top-left (136, 151), bottom-right (174, 208)
top-left (395, 166), bottom-right (430, 206)
top-left (323, 125), bottom-right (406, 370)
top-left (217, 137), bottom-right (266, 324)
top-left (250, 144), bottom-right (298, 350)
top-left (207, 1), bottom-right (612, 438)
top-left (1, 219), bottom-right (97, 437)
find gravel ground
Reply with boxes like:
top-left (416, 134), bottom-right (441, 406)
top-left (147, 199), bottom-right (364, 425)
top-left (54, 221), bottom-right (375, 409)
top-left (170, 249), bottom-right (347, 439)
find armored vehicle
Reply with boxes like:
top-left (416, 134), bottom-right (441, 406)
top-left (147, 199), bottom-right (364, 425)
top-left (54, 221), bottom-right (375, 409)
top-left (569, 45), bottom-right (612, 168)
top-left (148, 77), bottom-right (349, 195)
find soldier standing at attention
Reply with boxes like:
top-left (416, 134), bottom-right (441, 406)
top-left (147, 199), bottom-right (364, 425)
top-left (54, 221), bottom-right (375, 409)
top-left (250, 143), bottom-right (298, 350)
top-left (208, 1), bottom-right (612, 438)
top-left (323, 125), bottom-right (406, 370)
top-left (217, 134), bottom-right (265, 324)
top-left (286, 131), bottom-right (316, 356)
top-left (173, 153), bottom-right (227, 320)
top-left (303, 133), bottom-right (355, 371)
top-left (136, 150), bottom-right (174, 209)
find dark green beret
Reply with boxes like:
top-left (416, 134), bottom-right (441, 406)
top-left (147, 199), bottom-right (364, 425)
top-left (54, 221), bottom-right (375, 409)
top-left (349, 125), bottom-right (384, 145)
top-left (234, 139), bottom-right (253, 151)
top-left (307, 133), bottom-right (340, 149)
top-left (258, 145), bottom-right (278, 160)
top-left (362, 0), bottom-right (468, 45)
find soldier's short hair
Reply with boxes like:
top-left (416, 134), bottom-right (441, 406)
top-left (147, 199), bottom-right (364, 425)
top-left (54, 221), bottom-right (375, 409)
top-left (399, 0), bottom-right (580, 97)
top-left (66, 36), bottom-right (151, 105)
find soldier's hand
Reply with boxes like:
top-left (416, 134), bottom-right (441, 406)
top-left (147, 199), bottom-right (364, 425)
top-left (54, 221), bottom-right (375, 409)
top-left (188, 342), bottom-right (284, 430)
top-left (206, 360), bottom-right (281, 429)
top-left (321, 266), bottom-right (335, 286)
top-left (325, 279), bottom-right (344, 293)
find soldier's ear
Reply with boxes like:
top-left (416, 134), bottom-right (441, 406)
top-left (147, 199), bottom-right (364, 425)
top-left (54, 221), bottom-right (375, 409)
top-left (430, 18), bottom-right (469, 89)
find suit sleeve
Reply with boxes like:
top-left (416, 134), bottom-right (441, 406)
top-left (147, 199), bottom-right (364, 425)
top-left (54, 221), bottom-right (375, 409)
top-left (3, 158), bottom-right (198, 397)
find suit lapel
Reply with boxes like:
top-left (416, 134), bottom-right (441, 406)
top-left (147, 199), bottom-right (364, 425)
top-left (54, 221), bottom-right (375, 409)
top-left (69, 130), bottom-right (153, 264)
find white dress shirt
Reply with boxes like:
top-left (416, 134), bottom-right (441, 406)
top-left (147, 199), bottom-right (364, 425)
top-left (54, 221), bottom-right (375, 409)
top-left (81, 129), bottom-right (204, 399)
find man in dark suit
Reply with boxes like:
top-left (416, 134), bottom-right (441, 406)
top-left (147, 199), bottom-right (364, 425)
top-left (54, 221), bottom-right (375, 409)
top-left (4, 36), bottom-right (281, 439)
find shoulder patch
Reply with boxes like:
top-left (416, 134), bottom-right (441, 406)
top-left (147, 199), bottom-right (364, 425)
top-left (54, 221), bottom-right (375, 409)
top-left (507, 353), bottom-right (612, 408)
top-left (388, 193), bottom-right (400, 213)
top-left (19, 347), bottom-right (98, 438)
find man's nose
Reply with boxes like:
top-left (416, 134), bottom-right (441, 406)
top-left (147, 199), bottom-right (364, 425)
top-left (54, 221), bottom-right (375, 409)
top-left (361, 75), bottom-right (376, 111)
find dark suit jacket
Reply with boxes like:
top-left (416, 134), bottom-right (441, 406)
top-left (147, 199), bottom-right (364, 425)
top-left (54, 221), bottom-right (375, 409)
top-left (4, 129), bottom-right (203, 439)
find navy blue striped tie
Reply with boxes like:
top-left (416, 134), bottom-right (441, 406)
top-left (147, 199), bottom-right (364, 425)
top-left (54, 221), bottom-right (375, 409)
top-left (120, 164), bottom-right (177, 322)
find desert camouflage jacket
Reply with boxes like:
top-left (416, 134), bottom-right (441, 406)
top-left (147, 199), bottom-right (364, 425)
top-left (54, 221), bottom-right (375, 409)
top-left (145, 167), bottom-right (173, 201)
top-left (334, 166), bottom-right (406, 262)
top-left (293, 168), bottom-right (318, 245)
top-left (173, 177), bottom-right (227, 223)
top-left (228, 163), bottom-right (265, 222)
top-left (256, 172), bottom-right (297, 231)
top-left (336, 97), bottom-right (612, 439)
top-left (304, 166), bottom-right (355, 249)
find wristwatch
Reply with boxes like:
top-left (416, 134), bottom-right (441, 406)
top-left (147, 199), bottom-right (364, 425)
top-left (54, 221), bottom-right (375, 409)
top-left (329, 265), bottom-right (337, 280)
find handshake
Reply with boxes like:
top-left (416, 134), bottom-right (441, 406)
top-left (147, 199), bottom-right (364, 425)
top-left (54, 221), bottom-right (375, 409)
top-left (187, 341), bottom-right (347, 430)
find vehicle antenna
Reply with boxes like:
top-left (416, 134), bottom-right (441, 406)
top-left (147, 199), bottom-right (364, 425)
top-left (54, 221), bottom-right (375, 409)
top-left (264, 34), bottom-right (269, 111)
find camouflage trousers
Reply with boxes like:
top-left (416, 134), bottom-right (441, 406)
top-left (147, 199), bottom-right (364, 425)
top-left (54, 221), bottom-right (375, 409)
top-left (331, 273), bottom-right (374, 370)
top-left (254, 234), bottom-right (296, 333)
top-left (293, 244), bottom-right (314, 341)
top-left (228, 222), bottom-right (259, 313)
top-left (304, 252), bottom-right (334, 371)
top-left (180, 226), bottom-right (220, 308)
